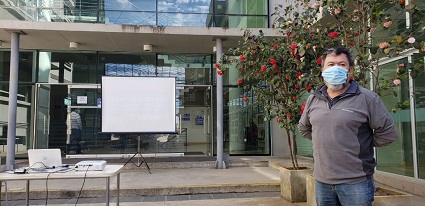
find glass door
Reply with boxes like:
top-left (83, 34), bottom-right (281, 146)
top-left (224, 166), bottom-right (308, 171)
top-left (66, 84), bottom-right (103, 155)
top-left (174, 85), bottom-right (212, 155)
top-left (34, 84), bottom-right (51, 149)
top-left (63, 84), bottom-right (213, 156)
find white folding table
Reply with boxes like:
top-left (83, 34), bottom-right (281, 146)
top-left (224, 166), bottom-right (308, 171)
top-left (0, 165), bottom-right (124, 206)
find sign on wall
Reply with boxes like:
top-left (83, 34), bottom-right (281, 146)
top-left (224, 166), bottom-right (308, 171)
top-left (77, 96), bottom-right (87, 104)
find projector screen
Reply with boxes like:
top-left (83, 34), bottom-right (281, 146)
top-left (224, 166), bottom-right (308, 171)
top-left (101, 76), bottom-right (176, 133)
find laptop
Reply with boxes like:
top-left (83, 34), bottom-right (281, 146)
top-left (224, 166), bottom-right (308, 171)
top-left (28, 149), bottom-right (63, 169)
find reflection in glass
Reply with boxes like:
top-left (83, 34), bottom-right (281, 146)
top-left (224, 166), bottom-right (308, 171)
top-left (158, 13), bottom-right (209, 27)
top-left (376, 59), bottom-right (414, 177)
top-left (414, 54), bottom-right (425, 179)
top-left (158, 0), bottom-right (211, 13)
top-left (101, 11), bottom-right (156, 25)
top-left (0, 84), bottom-right (33, 157)
top-left (104, 0), bottom-right (156, 11)
top-left (219, 87), bottom-right (269, 155)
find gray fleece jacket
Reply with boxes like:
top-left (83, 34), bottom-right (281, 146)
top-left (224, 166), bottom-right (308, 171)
top-left (298, 81), bottom-right (398, 184)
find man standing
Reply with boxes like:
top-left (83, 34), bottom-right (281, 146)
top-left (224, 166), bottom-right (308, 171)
top-left (298, 47), bottom-right (398, 206)
top-left (68, 108), bottom-right (83, 154)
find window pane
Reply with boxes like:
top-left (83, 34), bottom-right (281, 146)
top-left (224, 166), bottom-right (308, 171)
top-left (224, 0), bottom-right (267, 15)
top-left (104, 0), bottom-right (156, 11)
top-left (157, 54), bottom-right (212, 85)
top-left (215, 15), bottom-right (267, 28)
top-left (218, 87), bottom-right (270, 155)
top-left (101, 11), bottom-right (156, 25)
top-left (158, 13), bottom-right (209, 27)
top-left (100, 53), bottom-right (157, 77)
top-left (158, 0), bottom-right (211, 13)
top-left (0, 51), bottom-right (34, 82)
top-left (376, 59), bottom-right (414, 177)
top-left (0, 84), bottom-right (33, 155)
top-left (414, 54), bottom-right (425, 179)
top-left (38, 52), bottom-right (97, 84)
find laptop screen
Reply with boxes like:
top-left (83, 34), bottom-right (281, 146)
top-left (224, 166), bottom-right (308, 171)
top-left (28, 149), bottom-right (63, 169)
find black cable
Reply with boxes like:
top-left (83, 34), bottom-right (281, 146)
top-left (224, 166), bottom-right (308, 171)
top-left (75, 165), bottom-right (91, 205)
top-left (45, 172), bottom-right (52, 206)
top-left (29, 161), bottom-right (49, 170)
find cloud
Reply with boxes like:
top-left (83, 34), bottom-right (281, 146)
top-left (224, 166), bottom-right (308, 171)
top-left (176, 0), bottom-right (190, 3)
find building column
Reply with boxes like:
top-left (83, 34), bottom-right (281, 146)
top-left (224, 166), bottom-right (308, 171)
top-left (6, 32), bottom-right (21, 171)
top-left (215, 38), bottom-right (225, 169)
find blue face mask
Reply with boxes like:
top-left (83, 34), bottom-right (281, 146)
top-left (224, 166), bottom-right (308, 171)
top-left (321, 66), bottom-right (348, 84)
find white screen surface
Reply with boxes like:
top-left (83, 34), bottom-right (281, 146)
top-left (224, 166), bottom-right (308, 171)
top-left (101, 76), bottom-right (176, 133)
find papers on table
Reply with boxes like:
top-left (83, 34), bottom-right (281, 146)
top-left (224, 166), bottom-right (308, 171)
top-left (28, 166), bottom-right (71, 173)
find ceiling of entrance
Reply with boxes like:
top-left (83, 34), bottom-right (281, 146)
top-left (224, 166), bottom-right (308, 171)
top-left (0, 21), bottom-right (279, 55)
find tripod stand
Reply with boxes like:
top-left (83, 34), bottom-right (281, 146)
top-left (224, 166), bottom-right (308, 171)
top-left (124, 135), bottom-right (151, 174)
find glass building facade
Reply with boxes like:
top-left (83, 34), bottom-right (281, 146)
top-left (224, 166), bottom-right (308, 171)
top-left (0, 0), bottom-right (424, 181)
top-left (0, 0), bottom-right (267, 28)
top-left (0, 0), bottom-right (270, 159)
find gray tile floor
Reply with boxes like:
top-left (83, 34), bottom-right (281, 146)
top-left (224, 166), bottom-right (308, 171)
top-left (1, 191), bottom-right (281, 205)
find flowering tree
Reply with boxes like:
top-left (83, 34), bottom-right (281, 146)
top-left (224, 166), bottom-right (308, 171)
top-left (218, 0), bottom-right (425, 169)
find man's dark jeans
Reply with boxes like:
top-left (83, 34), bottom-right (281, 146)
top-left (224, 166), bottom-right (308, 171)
top-left (71, 128), bottom-right (82, 154)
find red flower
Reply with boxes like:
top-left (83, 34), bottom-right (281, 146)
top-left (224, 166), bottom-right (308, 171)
top-left (274, 67), bottom-right (279, 73)
top-left (240, 67), bottom-right (245, 72)
top-left (296, 72), bottom-right (302, 77)
top-left (328, 31), bottom-right (339, 38)
top-left (239, 55), bottom-right (246, 61)
top-left (217, 70), bottom-right (223, 75)
top-left (291, 43), bottom-right (296, 53)
top-left (214, 63), bottom-right (220, 68)
top-left (261, 65), bottom-right (267, 71)
top-left (287, 114), bottom-right (292, 119)
top-left (300, 103), bottom-right (306, 114)
top-left (276, 118), bottom-right (280, 123)
top-left (286, 32), bottom-right (291, 37)
top-left (292, 97), bottom-right (297, 101)
top-left (237, 79), bottom-right (243, 85)
top-left (317, 56), bottom-right (322, 65)
top-left (306, 84), bottom-right (312, 91)
top-left (294, 84), bottom-right (300, 89)
top-left (273, 44), bottom-right (278, 49)
top-left (243, 97), bottom-right (248, 102)
top-left (270, 59), bottom-right (277, 65)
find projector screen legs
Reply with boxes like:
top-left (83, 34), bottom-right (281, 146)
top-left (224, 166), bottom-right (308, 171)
top-left (124, 135), bottom-right (151, 174)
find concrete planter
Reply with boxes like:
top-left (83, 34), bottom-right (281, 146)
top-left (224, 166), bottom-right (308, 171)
top-left (306, 174), bottom-right (414, 206)
top-left (279, 167), bottom-right (313, 202)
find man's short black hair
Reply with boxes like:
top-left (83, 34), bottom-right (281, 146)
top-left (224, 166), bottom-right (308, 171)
top-left (321, 47), bottom-right (355, 67)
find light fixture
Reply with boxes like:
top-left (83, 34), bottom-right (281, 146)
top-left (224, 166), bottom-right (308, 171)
top-left (69, 42), bottom-right (79, 49)
top-left (143, 44), bottom-right (152, 52)
top-left (213, 46), bottom-right (217, 53)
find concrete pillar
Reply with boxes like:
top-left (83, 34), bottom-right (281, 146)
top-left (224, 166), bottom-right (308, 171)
top-left (215, 38), bottom-right (225, 169)
top-left (5, 32), bottom-right (21, 170)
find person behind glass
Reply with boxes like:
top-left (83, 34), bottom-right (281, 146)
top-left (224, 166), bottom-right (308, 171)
top-left (68, 108), bottom-right (83, 154)
top-left (298, 47), bottom-right (398, 206)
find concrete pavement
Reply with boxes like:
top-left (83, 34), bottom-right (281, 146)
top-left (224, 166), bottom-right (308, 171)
top-left (1, 156), bottom-right (311, 205)
top-left (2, 156), bottom-right (425, 205)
